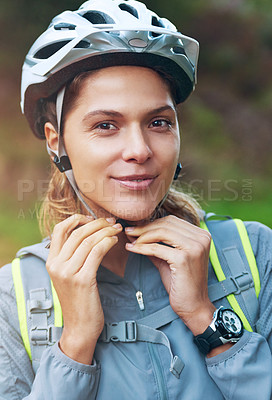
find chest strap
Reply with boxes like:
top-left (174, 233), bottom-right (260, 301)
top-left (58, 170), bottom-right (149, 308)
top-left (99, 305), bottom-right (184, 379)
top-left (208, 270), bottom-right (254, 302)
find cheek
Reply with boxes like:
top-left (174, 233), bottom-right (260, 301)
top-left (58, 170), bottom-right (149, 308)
top-left (64, 137), bottom-right (99, 182)
top-left (159, 136), bottom-right (180, 167)
top-left (65, 131), bottom-right (98, 166)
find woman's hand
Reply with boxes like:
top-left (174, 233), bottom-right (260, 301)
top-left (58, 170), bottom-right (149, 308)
top-left (46, 214), bottom-right (122, 364)
top-left (125, 215), bottom-right (215, 335)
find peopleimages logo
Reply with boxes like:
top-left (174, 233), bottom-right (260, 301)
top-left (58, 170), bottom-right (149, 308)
top-left (16, 178), bottom-right (253, 219)
top-left (17, 178), bottom-right (169, 202)
top-left (183, 179), bottom-right (253, 202)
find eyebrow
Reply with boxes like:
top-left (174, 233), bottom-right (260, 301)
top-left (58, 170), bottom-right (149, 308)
top-left (82, 105), bottom-right (176, 124)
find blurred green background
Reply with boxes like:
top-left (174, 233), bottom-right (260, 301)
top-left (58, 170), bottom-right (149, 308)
top-left (0, 0), bottom-right (271, 266)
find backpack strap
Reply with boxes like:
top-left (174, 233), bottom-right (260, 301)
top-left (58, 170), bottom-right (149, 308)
top-left (200, 215), bottom-right (260, 332)
top-left (12, 257), bottom-right (32, 359)
top-left (12, 255), bottom-right (63, 373)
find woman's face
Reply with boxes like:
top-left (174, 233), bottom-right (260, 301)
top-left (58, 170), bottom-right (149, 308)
top-left (63, 66), bottom-right (180, 222)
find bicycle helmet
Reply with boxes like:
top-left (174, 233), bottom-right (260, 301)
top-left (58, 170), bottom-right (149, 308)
top-left (21, 0), bottom-right (199, 139)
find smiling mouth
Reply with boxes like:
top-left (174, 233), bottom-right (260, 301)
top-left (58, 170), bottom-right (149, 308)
top-left (112, 175), bottom-right (157, 190)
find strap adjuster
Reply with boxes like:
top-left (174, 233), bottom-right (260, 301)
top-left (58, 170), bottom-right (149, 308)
top-left (54, 155), bottom-right (72, 172)
top-left (27, 298), bottom-right (52, 318)
top-left (30, 325), bottom-right (62, 345)
top-left (101, 321), bottom-right (137, 343)
top-left (231, 272), bottom-right (254, 295)
top-left (170, 355), bottom-right (185, 379)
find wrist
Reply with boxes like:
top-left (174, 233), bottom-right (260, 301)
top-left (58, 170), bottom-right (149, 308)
top-left (193, 306), bottom-right (244, 356)
top-left (59, 329), bottom-right (98, 365)
top-left (178, 304), bottom-right (216, 336)
top-left (206, 342), bottom-right (234, 358)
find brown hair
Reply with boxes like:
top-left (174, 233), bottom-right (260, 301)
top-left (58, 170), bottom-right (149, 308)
top-left (38, 68), bottom-right (200, 237)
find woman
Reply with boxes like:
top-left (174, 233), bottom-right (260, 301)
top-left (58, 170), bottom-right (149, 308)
top-left (1, 1), bottom-right (272, 399)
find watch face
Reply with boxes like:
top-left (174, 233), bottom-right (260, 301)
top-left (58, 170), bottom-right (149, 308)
top-left (222, 310), bottom-right (242, 334)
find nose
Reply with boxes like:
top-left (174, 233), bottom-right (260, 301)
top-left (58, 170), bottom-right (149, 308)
top-left (122, 124), bottom-right (153, 163)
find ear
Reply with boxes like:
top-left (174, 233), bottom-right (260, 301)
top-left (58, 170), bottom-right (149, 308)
top-left (44, 122), bottom-right (58, 160)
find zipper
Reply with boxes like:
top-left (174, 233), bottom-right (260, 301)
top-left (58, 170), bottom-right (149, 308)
top-left (136, 291), bottom-right (145, 310)
top-left (137, 256), bottom-right (168, 400)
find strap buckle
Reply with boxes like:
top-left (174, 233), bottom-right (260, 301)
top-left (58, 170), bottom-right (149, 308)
top-left (231, 272), bottom-right (254, 295)
top-left (30, 325), bottom-right (53, 345)
top-left (30, 325), bottom-right (62, 345)
top-left (101, 321), bottom-right (137, 343)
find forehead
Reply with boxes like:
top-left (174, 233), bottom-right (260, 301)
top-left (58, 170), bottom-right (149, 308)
top-left (74, 66), bottom-right (175, 108)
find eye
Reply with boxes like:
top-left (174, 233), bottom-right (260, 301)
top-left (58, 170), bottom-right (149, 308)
top-left (150, 119), bottom-right (172, 129)
top-left (95, 122), bottom-right (116, 130)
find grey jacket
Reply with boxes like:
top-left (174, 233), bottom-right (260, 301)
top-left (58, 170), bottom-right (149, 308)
top-left (0, 221), bottom-right (272, 400)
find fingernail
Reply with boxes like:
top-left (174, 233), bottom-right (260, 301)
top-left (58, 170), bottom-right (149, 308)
top-left (125, 227), bottom-right (134, 232)
top-left (126, 242), bottom-right (134, 248)
top-left (106, 217), bottom-right (116, 224)
top-left (112, 223), bottom-right (122, 229)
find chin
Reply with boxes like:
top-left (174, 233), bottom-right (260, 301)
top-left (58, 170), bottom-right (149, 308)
top-left (109, 205), bottom-right (156, 223)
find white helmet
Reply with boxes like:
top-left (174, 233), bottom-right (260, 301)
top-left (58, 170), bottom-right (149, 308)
top-left (21, 0), bottom-right (199, 139)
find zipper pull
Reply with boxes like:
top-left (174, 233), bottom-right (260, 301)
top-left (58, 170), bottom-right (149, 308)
top-left (136, 291), bottom-right (145, 311)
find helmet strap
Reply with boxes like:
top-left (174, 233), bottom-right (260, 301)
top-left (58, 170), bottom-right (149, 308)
top-left (174, 163), bottom-right (182, 180)
top-left (56, 86), bottom-right (65, 134)
top-left (150, 163), bottom-right (182, 221)
top-left (47, 87), bottom-right (98, 219)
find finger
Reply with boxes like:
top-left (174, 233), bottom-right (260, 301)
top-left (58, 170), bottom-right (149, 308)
top-left (124, 215), bottom-right (183, 236)
top-left (79, 236), bottom-right (119, 281)
top-left (125, 215), bottom-right (210, 241)
top-left (58, 217), bottom-right (117, 261)
top-left (127, 225), bottom-right (211, 252)
top-left (142, 228), bottom-right (210, 261)
top-left (131, 227), bottom-right (180, 248)
top-left (126, 241), bottom-right (177, 265)
top-left (69, 224), bottom-right (122, 270)
top-left (48, 214), bottom-right (94, 260)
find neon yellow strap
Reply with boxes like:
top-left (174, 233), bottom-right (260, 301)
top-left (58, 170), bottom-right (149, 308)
top-left (11, 258), bottom-right (32, 360)
top-left (233, 219), bottom-right (261, 298)
top-left (200, 220), bottom-right (253, 332)
top-left (50, 281), bottom-right (63, 327)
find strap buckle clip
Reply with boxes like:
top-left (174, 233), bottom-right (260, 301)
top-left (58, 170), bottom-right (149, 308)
top-left (101, 321), bottom-right (137, 343)
top-left (30, 325), bottom-right (55, 345)
top-left (231, 272), bottom-right (254, 295)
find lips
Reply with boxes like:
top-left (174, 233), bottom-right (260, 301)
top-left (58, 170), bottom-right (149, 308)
top-left (112, 174), bottom-right (157, 190)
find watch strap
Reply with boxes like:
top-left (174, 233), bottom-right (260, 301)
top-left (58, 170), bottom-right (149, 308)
top-left (194, 326), bottom-right (223, 354)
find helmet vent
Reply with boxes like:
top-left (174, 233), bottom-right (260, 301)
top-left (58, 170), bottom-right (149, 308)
top-left (54, 23), bottom-right (76, 30)
top-left (82, 11), bottom-right (115, 25)
top-left (34, 40), bottom-right (90, 59)
top-left (119, 4), bottom-right (139, 19)
top-left (150, 16), bottom-right (165, 38)
top-left (172, 46), bottom-right (185, 55)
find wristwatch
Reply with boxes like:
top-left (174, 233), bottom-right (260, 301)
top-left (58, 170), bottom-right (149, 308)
top-left (194, 306), bottom-right (244, 354)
